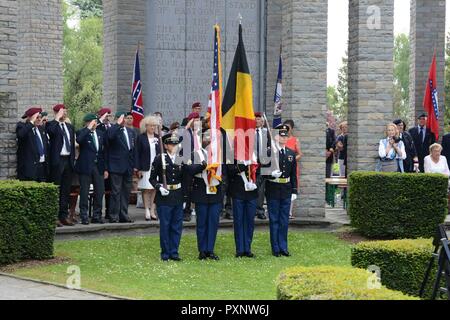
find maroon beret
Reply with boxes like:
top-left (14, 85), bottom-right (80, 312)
top-left (98, 107), bottom-right (112, 117)
top-left (192, 102), bottom-right (201, 109)
top-left (254, 112), bottom-right (262, 118)
top-left (187, 112), bottom-right (200, 120)
top-left (53, 104), bottom-right (66, 112)
top-left (22, 107), bottom-right (43, 119)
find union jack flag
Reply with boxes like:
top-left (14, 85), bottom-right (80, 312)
top-left (131, 49), bottom-right (144, 128)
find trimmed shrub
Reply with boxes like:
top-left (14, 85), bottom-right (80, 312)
top-left (348, 172), bottom-right (448, 239)
top-left (351, 238), bottom-right (436, 298)
top-left (0, 180), bottom-right (58, 265)
top-left (276, 266), bottom-right (417, 300)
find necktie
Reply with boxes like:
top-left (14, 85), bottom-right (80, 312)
top-left (420, 127), bottom-right (425, 143)
top-left (61, 123), bottom-right (71, 150)
top-left (122, 128), bottom-right (130, 150)
top-left (92, 132), bottom-right (98, 151)
top-left (256, 129), bottom-right (261, 162)
top-left (34, 127), bottom-right (44, 157)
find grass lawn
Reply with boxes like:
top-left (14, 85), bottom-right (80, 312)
top-left (10, 231), bottom-right (352, 300)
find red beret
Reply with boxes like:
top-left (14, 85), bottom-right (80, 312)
top-left (187, 112), bottom-right (200, 120)
top-left (254, 112), bottom-right (262, 118)
top-left (22, 107), bottom-right (43, 119)
top-left (192, 102), bottom-right (201, 109)
top-left (98, 107), bottom-right (112, 117)
top-left (53, 104), bottom-right (66, 112)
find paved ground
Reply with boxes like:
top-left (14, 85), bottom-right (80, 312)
top-left (0, 274), bottom-right (116, 300)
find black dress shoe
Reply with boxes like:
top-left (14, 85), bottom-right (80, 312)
top-left (256, 213), bottom-right (267, 220)
top-left (183, 214), bottom-right (192, 222)
top-left (108, 219), bottom-right (118, 223)
top-left (119, 219), bottom-right (134, 223)
top-left (207, 253), bottom-right (220, 260)
top-left (280, 251), bottom-right (291, 257)
top-left (91, 218), bottom-right (105, 224)
top-left (170, 257), bottom-right (182, 261)
top-left (161, 258), bottom-right (169, 262)
top-left (235, 253), bottom-right (244, 258)
top-left (224, 212), bottom-right (233, 220)
top-left (272, 252), bottom-right (281, 257)
top-left (245, 252), bottom-right (255, 258)
top-left (81, 220), bottom-right (89, 225)
top-left (198, 252), bottom-right (208, 260)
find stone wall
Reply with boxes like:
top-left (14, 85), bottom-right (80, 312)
top-left (282, 0), bottom-right (328, 218)
top-left (410, 0), bottom-right (446, 136)
top-left (347, 0), bottom-right (394, 172)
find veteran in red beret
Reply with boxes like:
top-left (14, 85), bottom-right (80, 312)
top-left (97, 107), bottom-right (113, 133)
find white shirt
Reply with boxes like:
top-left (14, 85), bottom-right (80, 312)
top-left (60, 122), bottom-right (71, 156)
top-left (122, 127), bottom-right (130, 150)
top-left (148, 135), bottom-right (157, 166)
top-left (33, 127), bottom-right (45, 163)
top-left (378, 138), bottom-right (406, 160)
top-left (424, 155), bottom-right (450, 177)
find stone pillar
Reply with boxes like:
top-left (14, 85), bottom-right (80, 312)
top-left (410, 0), bottom-right (446, 136)
top-left (347, 0), bottom-right (394, 172)
top-left (103, 0), bottom-right (146, 112)
top-left (0, 0), bottom-right (18, 179)
top-left (282, 0), bottom-right (328, 218)
top-left (17, 0), bottom-right (63, 116)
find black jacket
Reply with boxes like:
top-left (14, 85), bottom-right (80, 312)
top-left (134, 133), bottom-right (161, 171)
top-left (149, 153), bottom-right (185, 206)
top-left (74, 128), bottom-right (106, 175)
top-left (105, 124), bottom-right (136, 175)
top-left (227, 162), bottom-right (259, 201)
top-left (400, 131), bottom-right (417, 172)
top-left (326, 128), bottom-right (336, 164)
top-left (409, 126), bottom-right (436, 169)
top-left (16, 122), bottom-right (49, 181)
top-left (46, 120), bottom-right (76, 168)
top-left (264, 147), bottom-right (298, 200)
top-left (441, 133), bottom-right (450, 171)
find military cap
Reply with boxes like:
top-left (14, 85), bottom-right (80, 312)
top-left (83, 113), bottom-right (98, 122)
top-left (22, 107), bottom-right (43, 119)
top-left (162, 133), bottom-right (183, 145)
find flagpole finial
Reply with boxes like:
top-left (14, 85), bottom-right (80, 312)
top-left (238, 13), bottom-right (243, 25)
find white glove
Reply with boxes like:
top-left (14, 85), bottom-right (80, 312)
top-left (291, 194), bottom-right (297, 201)
top-left (245, 182), bottom-right (258, 191)
top-left (271, 170), bottom-right (282, 178)
top-left (413, 163), bottom-right (419, 173)
top-left (159, 187), bottom-right (170, 196)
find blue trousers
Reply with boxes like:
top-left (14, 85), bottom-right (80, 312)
top-left (232, 198), bottom-right (257, 255)
top-left (267, 198), bottom-right (291, 254)
top-left (195, 202), bottom-right (222, 253)
top-left (158, 204), bottom-right (183, 260)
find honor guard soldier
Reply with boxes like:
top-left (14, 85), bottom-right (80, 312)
top-left (265, 124), bottom-right (298, 257)
top-left (185, 130), bottom-right (224, 260)
top-left (227, 158), bottom-right (259, 258)
top-left (150, 133), bottom-right (185, 262)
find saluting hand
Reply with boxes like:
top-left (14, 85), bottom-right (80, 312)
top-left (55, 108), bottom-right (64, 122)
top-left (87, 120), bottom-right (96, 131)
top-left (118, 114), bottom-right (125, 126)
top-left (30, 113), bottom-right (39, 125)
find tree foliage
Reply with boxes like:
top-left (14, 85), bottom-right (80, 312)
top-left (393, 34), bottom-right (410, 122)
top-left (70, 0), bottom-right (102, 18)
top-left (327, 53), bottom-right (348, 122)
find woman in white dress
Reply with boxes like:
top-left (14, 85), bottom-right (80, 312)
top-left (135, 116), bottom-right (161, 220)
top-left (424, 143), bottom-right (450, 177)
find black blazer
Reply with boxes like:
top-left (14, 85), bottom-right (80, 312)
top-left (16, 122), bottom-right (49, 180)
top-left (105, 124), bottom-right (136, 175)
top-left (408, 126), bottom-right (436, 160)
top-left (441, 133), bottom-right (450, 170)
top-left (265, 147), bottom-right (298, 200)
top-left (46, 120), bottom-right (76, 168)
top-left (74, 128), bottom-right (106, 175)
top-left (227, 162), bottom-right (259, 201)
top-left (400, 131), bottom-right (417, 172)
top-left (134, 133), bottom-right (161, 171)
top-left (326, 128), bottom-right (336, 164)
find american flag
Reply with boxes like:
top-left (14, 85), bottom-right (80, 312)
top-left (273, 52), bottom-right (283, 128)
top-left (131, 49), bottom-right (144, 128)
top-left (423, 53), bottom-right (440, 140)
top-left (206, 25), bottom-right (223, 192)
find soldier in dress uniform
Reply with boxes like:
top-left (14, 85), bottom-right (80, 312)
top-left (227, 157), bottom-right (259, 258)
top-left (265, 124), bottom-right (298, 257)
top-left (185, 130), bottom-right (224, 260)
top-left (150, 133), bottom-right (185, 262)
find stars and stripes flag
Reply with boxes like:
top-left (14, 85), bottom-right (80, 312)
top-left (206, 24), bottom-right (223, 193)
top-left (423, 53), bottom-right (440, 140)
top-left (131, 48), bottom-right (144, 128)
top-left (273, 51), bottom-right (283, 128)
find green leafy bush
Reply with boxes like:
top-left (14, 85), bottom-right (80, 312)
top-left (276, 266), bottom-right (417, 300)
top-left (351, 238), bottom-right (436, 298)
top-left (0, 180), bottom-right (58, 265)
top-left (348, 172), bottom-right (448, 239)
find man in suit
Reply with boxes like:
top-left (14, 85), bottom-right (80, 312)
top-left (254, 112), bottom-right (269, 220)
top-left (96, 107), bottom-right (112, 220)
top-left (265, 124), bottom-right (298, 257)
top-left (46, 104), bottom-right (76, 227)
top-left (325, 123), bottom-right (336, 178)
top-left (75, 113), bottom-right (107, 225)
top-left (106, 111), bottom-right (136, 223)
top-left (16, 107), bottom-right (49, 182)
top-left (408, 113), bottom-right (436, 173)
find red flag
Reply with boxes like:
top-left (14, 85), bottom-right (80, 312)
top-left (423, 54), bottom-right (440, 140)
top-left (131, 49), bottom-right (144, 128)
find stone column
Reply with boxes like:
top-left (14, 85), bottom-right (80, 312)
top-left (103, 0), bottom-right (146, 112)
top-left (16, 0), bottom-right (63, 116)
top-left (347, 0), bottom-right (394, 172)
top-left (282, 0), bottom-right (328, 218)
top-left (0, 0), bottom-right (18, 179)
top-left (410, 0), bottom-right (446, 136)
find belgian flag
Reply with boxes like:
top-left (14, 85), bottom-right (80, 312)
top-left (222, 24), bottom-right (256, 161)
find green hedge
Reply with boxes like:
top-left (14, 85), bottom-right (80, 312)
top-left (348, 172), bottom-right (448, 239)
top-left (276, 266), bottom-right (417, 300)
top-left (351, 238), bottom-right (437, 298)
top-left (0, 180), bottom-right (58, 265)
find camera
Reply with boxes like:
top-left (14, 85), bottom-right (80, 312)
top-left (393, 137), bottom-right (401, 144)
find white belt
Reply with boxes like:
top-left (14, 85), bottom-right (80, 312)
top-left (166, 183), bottom-right (181, 190)
top-left (195, 173), bottom-right (203, 179)
top-left (270, 177), bottom-right (290, 184)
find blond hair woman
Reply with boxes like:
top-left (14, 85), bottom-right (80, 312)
top-left (135, 116), bottom-right (161, 220)
top-left (376, 123), bottom-right (406, 172)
